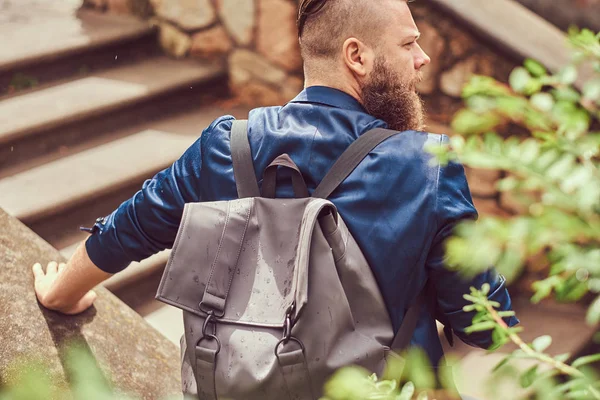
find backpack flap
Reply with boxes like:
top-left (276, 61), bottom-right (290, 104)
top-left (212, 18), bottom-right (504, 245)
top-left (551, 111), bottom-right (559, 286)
top-left (156, 196), bottom-right (327, 328)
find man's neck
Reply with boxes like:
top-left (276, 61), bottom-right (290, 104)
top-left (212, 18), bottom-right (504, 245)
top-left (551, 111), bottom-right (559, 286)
top-left (304, 79), bottom-right (363, 106)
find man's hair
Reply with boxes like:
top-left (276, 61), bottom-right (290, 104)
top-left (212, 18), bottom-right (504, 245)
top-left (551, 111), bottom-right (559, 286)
top-left (297, 0), bottom-right (411, 61)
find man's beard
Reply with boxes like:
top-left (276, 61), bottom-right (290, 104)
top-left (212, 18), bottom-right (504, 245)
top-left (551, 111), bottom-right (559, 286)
top-left (360, 57), bottom-right (425, 132)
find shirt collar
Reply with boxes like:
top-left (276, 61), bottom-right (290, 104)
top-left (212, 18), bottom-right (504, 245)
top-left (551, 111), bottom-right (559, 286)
top-left (288, 86), bottom-right (367, 113)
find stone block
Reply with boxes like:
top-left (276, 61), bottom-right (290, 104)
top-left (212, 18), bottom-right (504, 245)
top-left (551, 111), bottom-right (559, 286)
top-left (153, 0), bottom-right (216, 31)
top-left (107, 0), bottom-right (131, 13)
top-left (281, 75), bottom-right (304, 101)
top-left (465, 166), bottom-right (500, 197)
top-left (191, 25), bottom-right (232, 58)
top-left (229, 49), bottom-right (287, 87)
top-left (473, 197), bottom-right (511, 218)
top-left (448, 29), bottom-right (473, 60)
top-left (155, 20), bottom-right (192, 58)
top-left (440, 57), bottom-right (477, 98)
top-left (233, 81), bottom-right (283, 107)
top-left (256, 0), bottom-right (302, 72)
top-left (217, 0), bottom-right (255, 46)
top-left (0, 208), bottom-right (181, 398)
top-left (84, 0), bottom-right (108, 10)
top-left (416, 21), bottom-right (445, 95)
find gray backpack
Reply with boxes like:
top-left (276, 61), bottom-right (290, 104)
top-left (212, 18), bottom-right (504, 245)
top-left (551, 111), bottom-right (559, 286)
top-left (156, 120), bottom-right (427, 400)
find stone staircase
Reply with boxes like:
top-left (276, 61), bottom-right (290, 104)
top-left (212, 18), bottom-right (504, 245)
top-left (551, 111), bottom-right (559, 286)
top-left (0, 1), bottom-right (248, 346)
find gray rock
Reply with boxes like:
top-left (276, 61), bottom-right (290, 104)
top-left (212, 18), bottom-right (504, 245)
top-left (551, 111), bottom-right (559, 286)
top-left (229, 49), bottom-right (288, 87)
top-left (153, 0), bottom-right (216, 31)
top-left (217, 0), bottom-right (255, 46)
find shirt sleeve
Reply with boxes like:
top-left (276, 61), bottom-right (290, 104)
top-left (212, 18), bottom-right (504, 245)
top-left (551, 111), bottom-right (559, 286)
top-left (425, 135), bottom-right (519, 349)
top-left (84, 116), bottom-right (232, 273)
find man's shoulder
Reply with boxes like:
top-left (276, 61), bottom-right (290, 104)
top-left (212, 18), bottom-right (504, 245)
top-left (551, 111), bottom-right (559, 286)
top-left (377, 130), bottom-right (445, 162)
top-left (201, 106), bottom-right (281, 139)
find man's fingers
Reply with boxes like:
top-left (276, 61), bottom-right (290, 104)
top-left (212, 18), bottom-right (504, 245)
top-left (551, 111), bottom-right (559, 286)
top-left (46, 261), bottom-right (58, 274)
top-left (58, 263), bottom-right (67, 273)
top-left (32, 263), bottom-right (44, 279)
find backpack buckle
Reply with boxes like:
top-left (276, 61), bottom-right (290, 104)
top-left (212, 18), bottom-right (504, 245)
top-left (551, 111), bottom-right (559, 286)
top-left (202, 311), bottom-right (217, 337)
top-left (282, 301), bottom-right (296, 342)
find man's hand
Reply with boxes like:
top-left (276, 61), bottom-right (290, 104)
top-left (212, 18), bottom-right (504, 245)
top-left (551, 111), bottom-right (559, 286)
top-left (33, 261), bottom-right (98, 315)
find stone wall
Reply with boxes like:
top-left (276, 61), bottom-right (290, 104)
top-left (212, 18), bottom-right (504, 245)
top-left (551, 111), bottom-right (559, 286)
top-left (84, 0), bottom-right (524, 218)
top-left (86, 0), bottom-right (304, 106)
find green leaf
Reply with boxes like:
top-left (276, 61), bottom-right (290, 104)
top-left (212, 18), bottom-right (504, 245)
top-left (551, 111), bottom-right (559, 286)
top-left (451, 109), bottom-right (501, 135)
top-left (519, 365), bottom-right (539, 388)
top-left (416, 391), bottom-right (429, 400)
top-left (583, 79), bottom-right (600, 101)
top-left (572, 353), bottom-right (600, 368)
top-left (532, 335), bottom-right (553, 352)
top-left (465, 321), bottom-right (496, 334)
top-left (554, 353), bottom-right (571, 363)
top-left (404, 348), bottom-right (435, 390)
top-left (552, 87), bottom-right (581, 103)
top-left (397, 382), bottom-right (415, 400)
top-left (481, 283), bottom-right (491, 295)
top-left (492, 355), bottom-right (512, 372)
top-left (558, 65), bottom-right (578, 85)
top-left (510, 67), bottom-right (532, 93)
top-left (531, 92), bottom-right (555, 112)
top-left (496, 311), bottom-right (516, 318)
top-left (586, 295), bottom-right (600, 325)
top-left (524, 58), bottom-right (547, 77)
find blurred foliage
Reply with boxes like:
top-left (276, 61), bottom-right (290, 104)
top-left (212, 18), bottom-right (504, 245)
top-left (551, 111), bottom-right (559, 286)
top-left (432, 27), bottom-right (600, 318)
top-left (320, 349), bottom-right (460, 400)
top-left (0, 343), bottom-right (181, 400)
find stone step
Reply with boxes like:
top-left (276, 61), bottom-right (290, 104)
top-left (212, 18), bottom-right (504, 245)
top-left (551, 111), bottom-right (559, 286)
top-left (141, 303), bottom-right (184, 348)
top-left (15, 105), bottom-right (249, 251)
top-left (0, 5), bottom-right (158, 94)
top-left (0, 129), bottom-right (195, 224)
top-left (0, 56), bottom-right (228, 172)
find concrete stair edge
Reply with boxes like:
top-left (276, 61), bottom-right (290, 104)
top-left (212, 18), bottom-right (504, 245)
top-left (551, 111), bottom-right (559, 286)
top-left (0, 9), bottom-right (156, 74)
top-left (0, 129), bottom-right (195, 222)
top-left (0, 58), bottom-right (226, 147)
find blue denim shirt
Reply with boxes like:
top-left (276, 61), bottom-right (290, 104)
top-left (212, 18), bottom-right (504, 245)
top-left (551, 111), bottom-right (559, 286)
top-left (86, 86), bottom-right (517, 365)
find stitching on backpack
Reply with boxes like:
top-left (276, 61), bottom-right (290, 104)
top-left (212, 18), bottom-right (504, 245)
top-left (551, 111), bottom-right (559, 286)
top-left (223, 199), bottom-right (254, 301)
top-left (206, 202), bottom-right (232, 297)
top-left (157, 204), bottom-right (191, 296)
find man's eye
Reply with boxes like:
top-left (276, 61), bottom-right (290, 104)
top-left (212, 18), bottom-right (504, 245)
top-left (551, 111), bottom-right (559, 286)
top-left (404, 42), bottom-right (414, 47)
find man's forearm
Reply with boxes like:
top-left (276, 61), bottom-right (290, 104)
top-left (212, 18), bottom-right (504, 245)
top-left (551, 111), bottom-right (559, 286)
top-left (42, 241), bottom-right (112, 312)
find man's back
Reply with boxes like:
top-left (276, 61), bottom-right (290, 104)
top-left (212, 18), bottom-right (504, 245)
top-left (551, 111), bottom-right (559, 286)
top-left (85, 86), bottom-right (517, 367)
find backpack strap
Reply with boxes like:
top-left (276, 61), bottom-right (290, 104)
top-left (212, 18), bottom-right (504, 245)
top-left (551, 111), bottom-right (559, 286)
top-left (313, 128), bottom-right (401, 199)
top-left (231, 120), bottom-right (261, 198)
top-left (391, 282), bottom-right (454, 351)
top-left (391, 291), bottom-right (425, 351)
top-left (312, 128), bottom-right (454, 350)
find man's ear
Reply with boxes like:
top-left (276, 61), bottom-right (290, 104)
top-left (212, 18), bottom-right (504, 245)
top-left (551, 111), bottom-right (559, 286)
top-left (342, 37), bottom-right (374, 78)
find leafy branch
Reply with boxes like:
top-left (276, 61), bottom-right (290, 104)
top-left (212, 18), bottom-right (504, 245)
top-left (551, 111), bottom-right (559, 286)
top-left (463, 285), bottom-right (600, 400)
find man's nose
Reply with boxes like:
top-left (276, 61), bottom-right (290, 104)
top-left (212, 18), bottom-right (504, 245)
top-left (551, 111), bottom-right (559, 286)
top-left (415, 44), bottom-right (431, 69)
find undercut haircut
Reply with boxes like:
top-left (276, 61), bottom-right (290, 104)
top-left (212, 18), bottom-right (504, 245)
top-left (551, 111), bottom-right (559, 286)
top-left (297, 0), bottom-right (411, 61)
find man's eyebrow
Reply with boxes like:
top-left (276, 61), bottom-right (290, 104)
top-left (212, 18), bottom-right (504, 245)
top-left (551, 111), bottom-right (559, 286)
top-left (403, 32), bottom-right (421, 41)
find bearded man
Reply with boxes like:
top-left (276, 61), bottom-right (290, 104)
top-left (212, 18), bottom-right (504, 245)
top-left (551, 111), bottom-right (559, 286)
top-left (32, 0), bottom-right (517, 391)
